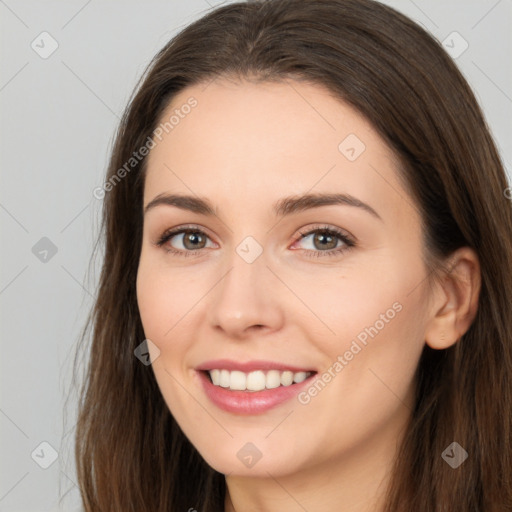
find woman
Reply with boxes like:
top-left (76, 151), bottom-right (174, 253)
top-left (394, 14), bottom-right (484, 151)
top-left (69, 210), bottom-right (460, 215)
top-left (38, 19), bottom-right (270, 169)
top-left (74, 0), bottom-right (512, 510)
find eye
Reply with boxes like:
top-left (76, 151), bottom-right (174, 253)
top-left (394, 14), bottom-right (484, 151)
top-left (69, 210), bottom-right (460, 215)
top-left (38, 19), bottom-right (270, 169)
top-left (292, 225), bottom-right (356, 258)
top-left (155, 223), bottom-right (356, 259)
top-left (155, 225), bottom-right (216, 256)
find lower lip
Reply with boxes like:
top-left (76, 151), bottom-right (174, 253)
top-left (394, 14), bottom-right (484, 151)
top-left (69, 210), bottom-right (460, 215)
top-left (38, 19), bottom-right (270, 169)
top-left (197, 370), bottom-right (316, 415)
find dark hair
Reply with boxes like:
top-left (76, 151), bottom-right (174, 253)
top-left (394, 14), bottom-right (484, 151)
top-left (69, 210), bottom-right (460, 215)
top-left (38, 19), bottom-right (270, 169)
top-left (74, 0), bottom-right (512, 510)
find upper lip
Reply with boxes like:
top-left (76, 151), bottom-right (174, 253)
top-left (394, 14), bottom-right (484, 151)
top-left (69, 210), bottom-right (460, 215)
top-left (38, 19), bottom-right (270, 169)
top-left (196, 359), bottom-right (316, 373)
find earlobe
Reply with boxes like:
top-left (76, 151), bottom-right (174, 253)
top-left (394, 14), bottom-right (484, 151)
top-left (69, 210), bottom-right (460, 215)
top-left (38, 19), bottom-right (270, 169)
top-left (424, 297), bottom-right (459, 350)
top-left (424, 247), bottom-right (481, 350)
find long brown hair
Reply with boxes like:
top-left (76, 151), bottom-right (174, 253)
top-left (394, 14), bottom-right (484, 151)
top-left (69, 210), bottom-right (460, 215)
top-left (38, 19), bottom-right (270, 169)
top-left (74, 0), bottom-right (512, 510)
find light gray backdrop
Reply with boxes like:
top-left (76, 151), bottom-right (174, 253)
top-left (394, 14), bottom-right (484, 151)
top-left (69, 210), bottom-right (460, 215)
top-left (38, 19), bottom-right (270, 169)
top-left (1, 1), bottom-right (511, 511)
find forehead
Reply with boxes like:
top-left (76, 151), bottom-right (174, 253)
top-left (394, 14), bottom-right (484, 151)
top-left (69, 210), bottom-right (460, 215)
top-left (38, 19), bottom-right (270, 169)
top-left (143, 78), bottom-right (408, 222)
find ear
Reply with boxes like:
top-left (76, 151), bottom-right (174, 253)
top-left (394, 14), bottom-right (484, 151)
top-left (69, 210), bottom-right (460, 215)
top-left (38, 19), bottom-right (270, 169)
top-left (424, 247), bottom-right (481, 350)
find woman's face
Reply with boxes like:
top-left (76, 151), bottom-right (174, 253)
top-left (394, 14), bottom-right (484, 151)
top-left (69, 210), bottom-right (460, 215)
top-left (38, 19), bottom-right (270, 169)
top-left (136, 78), bottom-right (433, 478)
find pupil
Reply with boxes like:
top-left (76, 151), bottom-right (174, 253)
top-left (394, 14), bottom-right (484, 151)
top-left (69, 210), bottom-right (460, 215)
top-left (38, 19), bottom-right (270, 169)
top-left (185, 232), bottom-right (204, 249)
top-left (315, 232), bottom-right (335, 250)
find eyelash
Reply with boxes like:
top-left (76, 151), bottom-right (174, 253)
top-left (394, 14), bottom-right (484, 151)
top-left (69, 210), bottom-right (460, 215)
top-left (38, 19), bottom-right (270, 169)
top-left (155, 223), bottom-right (356, 259)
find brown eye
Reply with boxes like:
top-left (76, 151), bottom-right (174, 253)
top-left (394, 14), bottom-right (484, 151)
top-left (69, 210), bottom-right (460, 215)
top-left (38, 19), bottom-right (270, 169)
top-left (156, 226), bottom-right (215, 255)
top-left (180, 231), bottom-right (208, 250)
top-left (293, 225), bottom-right (356, 259)
top-left (311, 231), bottom-right (338, 250)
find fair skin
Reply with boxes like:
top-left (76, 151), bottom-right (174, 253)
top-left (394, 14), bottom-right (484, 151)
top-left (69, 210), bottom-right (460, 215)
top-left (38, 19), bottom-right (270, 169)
top-left (136, 77), bottom-right (480, 512)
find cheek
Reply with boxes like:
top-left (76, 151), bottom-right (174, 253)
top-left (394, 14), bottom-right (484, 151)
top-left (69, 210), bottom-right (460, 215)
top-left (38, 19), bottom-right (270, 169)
top-left (136, 254), bottom-right (202, 341)
top-left (323, 251), bottom-right (427, 353)
top-left (293, 292), bottom-right (426, 456)
top-left (286, 265), bottom-right (404, 352)
top-left (136, 265), bottom-right (172, 339)
top-left (136, 257), bottom-right (198, 411)
top-left (297, 259), bottom-right (427, 398)
top-left (330, 285), bottom-right (426, 416)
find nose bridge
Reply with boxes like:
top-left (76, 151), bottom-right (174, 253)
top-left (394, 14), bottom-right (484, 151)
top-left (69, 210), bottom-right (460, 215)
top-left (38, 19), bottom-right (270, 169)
top-left (220, 233), bottom-right (267, 295)
top-left (207, 240), bottom-right (283, 335)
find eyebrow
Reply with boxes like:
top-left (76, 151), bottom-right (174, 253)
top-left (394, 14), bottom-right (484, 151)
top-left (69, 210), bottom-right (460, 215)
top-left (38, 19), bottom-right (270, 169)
top-left (144, 192), bottom-right (382, 221)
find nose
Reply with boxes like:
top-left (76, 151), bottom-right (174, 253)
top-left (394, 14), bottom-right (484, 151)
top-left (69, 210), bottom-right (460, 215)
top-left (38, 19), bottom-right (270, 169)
top-left (207, 252), bottom-right (285, 340)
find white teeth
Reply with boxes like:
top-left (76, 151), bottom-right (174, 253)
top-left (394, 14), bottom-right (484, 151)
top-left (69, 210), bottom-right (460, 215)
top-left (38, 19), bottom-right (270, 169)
top-left (230, 370), bottom-right (246, 391)
top-left (246, 370), bottom-right (266, 391)
top-left (207, 369), bottom-right (312, 391)
top-left (266, 370), bottom-right (281, 389)
top-left (293, 371), bottom-right (307, 383)
top-left (219, 369), bottom-right (230, 388)
top-left (210, 369), bottom-right (220, 386)
top-left (280, 371), bottom-right (293, 386)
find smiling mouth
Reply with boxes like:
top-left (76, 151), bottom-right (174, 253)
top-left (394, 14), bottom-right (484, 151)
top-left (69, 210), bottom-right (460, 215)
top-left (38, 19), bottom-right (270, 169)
top-left (202, 369), bottom-right (316, 392)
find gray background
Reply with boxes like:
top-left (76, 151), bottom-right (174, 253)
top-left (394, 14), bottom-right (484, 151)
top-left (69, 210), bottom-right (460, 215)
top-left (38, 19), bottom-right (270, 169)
top-left (1, 1), bottom-right (510, 510)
